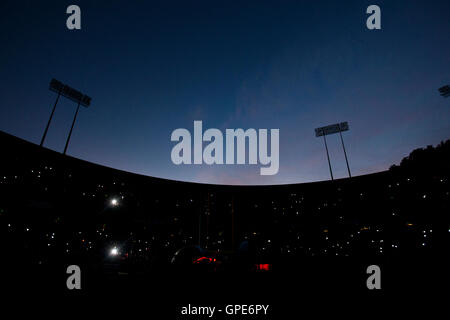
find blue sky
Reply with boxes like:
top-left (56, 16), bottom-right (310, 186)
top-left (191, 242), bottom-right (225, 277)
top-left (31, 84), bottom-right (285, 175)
top-left (0, 0), bottom-right (449, 184)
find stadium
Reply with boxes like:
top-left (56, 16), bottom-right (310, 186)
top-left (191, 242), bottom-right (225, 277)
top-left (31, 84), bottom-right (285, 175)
top-left (1, 130), bottom-right (449, 299)
top-left (1, 1), bottom-right (450, 314)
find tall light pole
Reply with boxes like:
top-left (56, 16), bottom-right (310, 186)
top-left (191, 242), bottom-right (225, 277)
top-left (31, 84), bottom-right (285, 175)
top-left (315, 122), bottom-right (351, 180)
top-left (40, 87), bottom-right (61, 147)
top-left (64, 101), bottom-right (81, 155)
top-left (41, 78), bottom-right (92, 154)
top-left (338, 124), bottom-right (351, 178)
top-left (439, 85), bottom-right (450, 98)
top-left (322, 134), bottom-right (333, 180)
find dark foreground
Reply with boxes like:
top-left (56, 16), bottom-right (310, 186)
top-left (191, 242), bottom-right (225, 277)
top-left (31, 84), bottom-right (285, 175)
top-left (1, 131), bottom-right (449, 315)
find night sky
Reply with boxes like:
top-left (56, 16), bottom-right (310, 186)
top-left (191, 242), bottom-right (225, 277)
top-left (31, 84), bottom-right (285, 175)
top-left (0, 0), bottom-right (449, 185)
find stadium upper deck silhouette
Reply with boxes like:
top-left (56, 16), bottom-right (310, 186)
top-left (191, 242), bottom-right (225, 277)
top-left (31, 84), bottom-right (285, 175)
top-left (1, 130), bottom-right (449, 294)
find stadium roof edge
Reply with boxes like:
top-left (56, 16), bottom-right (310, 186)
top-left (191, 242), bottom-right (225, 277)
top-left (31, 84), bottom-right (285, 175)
top-left (0, 130), bottom-right (390, 189)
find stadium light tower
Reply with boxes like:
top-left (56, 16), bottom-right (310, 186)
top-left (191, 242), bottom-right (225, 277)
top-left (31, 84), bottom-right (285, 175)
top-left (41, 78), bottom-right (92, 155)
top-left (315, 122), bottom-right (351, 180)
top-left (439, 85), bottom-right (450, 98)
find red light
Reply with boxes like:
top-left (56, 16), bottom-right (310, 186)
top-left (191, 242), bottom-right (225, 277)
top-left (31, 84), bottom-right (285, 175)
top-left (256, 264), bottom-right (271, 271)
top-left (193, 256), bottom-right (213, 264)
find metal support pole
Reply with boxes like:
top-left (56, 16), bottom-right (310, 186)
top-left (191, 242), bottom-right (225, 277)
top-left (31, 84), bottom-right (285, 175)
top-left (40, 92), bottom-right (61, 147)
top-left (231, 197), bottom-right (235, 250)
top-left (206, 192), bottom-right (210, 249)
top-left (323, 134), bottom-right (333, 180)
top-left (339, 130), bottom-right (351, 178)
top-left (198, 210), bottom-right (202, 248)
top-left (63, 101), bottom-right (81, 155)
